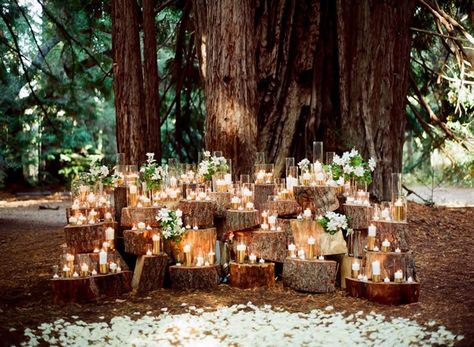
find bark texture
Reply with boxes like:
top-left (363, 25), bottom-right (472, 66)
top-left (345, 277), bottom-right (420, 305)
top-left (177, 200), bottom-right (216, 228)
top-left (364, 251), bottom-right (409, 281)
top-left (283, 258), bottom-right (337, 293)
top-left (342, 204), bottom-right (372, 230)
top-left (132, 254), bottom-right (168, 294)
top-left (121, 207), bottom-right (162, 228)
top-left (229, 262), bottom-right (275, 289)
top-left (233, 229), bottom-right (288, 263)
top-left (371, 220), bottom-right (410, 252)
top-left (169, 264), bottom-right (220, 289)
top-left (224, 210), bottom-right (260, 233)
top-left (112, 0), bottom-right (146, 165)
top-left (293, 186), bottom-right (339, 216)
top-left (192, 0), bottom-right (258, 176)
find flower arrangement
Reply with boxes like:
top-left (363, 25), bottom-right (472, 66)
top-left (326, 148), bottom-right (376, 184)
top-left (79, 158), bottom-right (114, 187)
top-left (297, 158), bottom-right (311, 172)
top-left (317, 211), bottom-right (348, 235)
top-left (155, 208), bottom-right (186, 241)
top-left (198, 151), bottom-right (229, 181)
top-left (140, 152), bottom-right (167, 191)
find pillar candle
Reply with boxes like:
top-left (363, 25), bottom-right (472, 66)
top-left (372, 260), bottom-right (381, 282)
top-left (152, 234), bottom-right (161, 255)
top-left (288, 243), bottom-right (296, 258)
top-left (351, 262), bottom-right (360, 278)
top-left (184, 244), bottom-right (192, 266)
top-left (236, 244), bottom-right (246, 263)
top-left (307, 236), bottom-right (315, 259)
top-left (99, 250), bottom-right (107, 274)
top-left (367, 224), bottom-right (376, 251)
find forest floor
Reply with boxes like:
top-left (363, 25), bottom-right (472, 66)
top-left (0, 194), bottom-right (473, 345)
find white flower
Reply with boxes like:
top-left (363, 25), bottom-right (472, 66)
top-left (341, 152), bottom-right (351, 164)
top-left (368, 157), bottom-right (376, 171)
top-left (343, 165), bottom-right (353, 174)
top-left (349, 148), bottom-right (359, 158)
top-left (146, 152), bottom-right (155, 160)
top-left (354, 166), bottom-right (365, 177)
top-left (203, 151), bottom-right (211, 157)
top-left (100, 165), bottom-right (109, 177)
top-left (337, 177), bottom-right (345, 185)
top-left (298, 158), bottom-right (310, 170)
top-left (175, 209), bottom-right (183, 218)
top-left (333, 155), bottom-right (344, 166)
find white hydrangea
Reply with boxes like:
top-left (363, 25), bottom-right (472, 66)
top-left (298, 158), bottom-right (311, 170)
top-left (354, 166), bottom-right (365, 177)
top-left (333, 154), bottom-right (344, 166)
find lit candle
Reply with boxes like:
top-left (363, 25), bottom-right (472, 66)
top-left (170, 176), bottom-right (178, 188)
top-left (318, 255), bottom-right (324, 260)
top-left (104, 212), bottom-right (113, 222)
top-left (288, 243), bottom-right (296, 258)
top-left (381, 239), bottom-right (391, 252)
top-left (99, 249), bottom-right (108, 274)
top-left (392, 198), bottom-right (406, 222)
top-left (298, 249), bottom-right (305, 260)
top-left (373, 245), bottom-right (380, 252)
top-left (137, 222), bottom-right (146, 231)
top-left (372, 260), bottom-right (381, 282)
top-left (395, 247), bottom-right (401, 253)
top-left (102, 241), bottom-right (110, 252)
top-left (303, 208), bottom-right (312, 219)
top-left (301, 172), bottom-right (311, 186)
top-left (231, 196), bottom-right (241, 210)
top-left (407, 276), bottom-right (414, 283)
top-left (315, 172), bottom-right (325, 184)
top-left (256, 170), bottom-right (266, 184)
top-left (216, 179), bottom-right (227, 193)
top-left (384, 277), bottom-right (390, 283)
top-left (80, 263), bottom-right (89, 277)
top-left (367, 224), bottom-right (376, 251)
top-left (381, 207), bottom-right (391, 221)
top-left (198, 191), bottom-right (207, 200)
top-left (72, 271), bottom-right (79, 278)
top-left (351, 262), bottom-right (360, 278)
top-left (208, 251), bottom-right (215, 265)
top-left (394, 270), bottom-right (403, 283)
top-left (105, 227), bottom-right (115, 250)
top-left (109, 262), bottom-right (117, 273)
top-left (245, 202), bottom-right (254, 210)
top-left (236, 243), bottom-right (246, 263)
top-left (66, 253), bottom-right (75, 270)
top-left (146, 249), bottom-right (152, 256)
top-left (307, 236), bottom-right (315, 259)
top-left (184, 244), bottom-right (192, 266)
top-left (268, 215), bottom-right (277, 230)
top-left (196, 256), bottom-right (204, 267)
top-left (68, 216), bottom-right (78, 225)
top-left (259, 258), bottom-right (265, 263)
top-left (128, 184), bottom-right (138, 207)
top-left (249, 253), bottom-right (257, 264)
top-left (152, 234), bottom-right (161, 255)
top-left (91, 268), bottom-right (97, 276)
top-left (62, 265), bottom-right (71, 278)
top-left (87, 193), bottom-right (97, 206)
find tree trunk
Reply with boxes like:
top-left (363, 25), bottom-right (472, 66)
top-left (192, 0), bottom-right (416, 199)
top-left (112, 0), bottom-right (146, 165)
top-left (336, 0), bottom-right (415, 199)
top-left (192, 0), bottom-right (258, 176)
top-left (142, 0), bottom-right (161, 159)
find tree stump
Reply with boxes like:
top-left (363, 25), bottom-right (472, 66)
top-left (132, 254), bottom-right (168, 294)
top-left (283, 258), bottom-right (337, 293)
top-left (123, 229), bottom-right (153, 255)
top-left (208, 192), bottom-right (231, 217)
top-left (114, 186), bottom-right (128, 225)
top-left (51, 271), bottom-right (132, 304)
top-left (345, 278), bottom-right (420, 305)
top-left (262, 199), bottom-right (300, 217)
top-left (233, 229), bottom-right (287, 263)
top-left (364, 251), bottom-right (410, 280)
top-left (371, 220), bottom-right (410, 251)
top-left (229, 262), bottom-right (275, 289)
top-left (340, 255), bottom-right (359, 289)
top-left (121, 207), bottom-right (162, 228)
top-left (177, 200), bottom-right (216, 228)
top-left (342, 204), bottom-right (372, 230)
top-left (164, 227), bottom-right (217, 262)
top-left (290, 219), bottom-right (347, 256)
top-left (293, 186), bottom-right (339, 215)
top-left (278, 218), bottom-right (296, 243)
top-left (225, 210), bottom-right (259, 233)
top-left (64, 223), bottom-right (113, 253)
top-left (254, 184), bottom-right (276, 211)
top-left (169, 264), bottom-right (220, 289)
top-left (76, 250), bottom-right (129, 271)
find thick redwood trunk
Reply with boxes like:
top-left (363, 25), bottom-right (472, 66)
top-left (336, 0), bottom-right (415, 199)
top-left (143, 0), bottom-right (161, 159)
top-left (192, 0), bottom-right (258, 176)
top-left (112, 0), bottom-right (146, 165)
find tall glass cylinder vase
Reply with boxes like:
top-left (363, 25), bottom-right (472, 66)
top-left (285, 157), bottom-right (295, 177)
top-left (312, 141), bottom-right (323, 165)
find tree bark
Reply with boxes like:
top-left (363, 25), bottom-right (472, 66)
top-left (143, 0), bottom-right (161, 159)
top-left (192, 0), bottom-right (258, 176)
top-left (112, 0), bottom-right (146, 165)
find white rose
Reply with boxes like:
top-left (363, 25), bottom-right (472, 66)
top-left (175, 209), bottom-right (183, 218)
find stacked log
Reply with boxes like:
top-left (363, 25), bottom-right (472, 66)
top-left (342, 204), bottom-right (372, 230)
top-left (232, 229), bottom-right (287, 263)
top-left (132, 254), bottom-right (168, 293)
top-left (224, 210), bottom-right (259, 234)
top-left (177, 200), bottom-right (216, 228)
top-left (254, 184), bottom-right (276, 212)
top-left (293, 186), bottom-right (339, 216)
top-left (121, 207), bottom-right (162, 228)
top-left (169, 264), bottom-right (220, 289)
top-left (283, 258), bottom-right (337, 293)
top-left (262, 200), bottom-right (300, 217)
top-left (64, 222), bottom-right (117, 253)
top-left (371, 220), bottom-right (410, 251)
top-left (345, 278), bottom-right (420, 305)
top-left (230, 262), bottom-right (275, 289)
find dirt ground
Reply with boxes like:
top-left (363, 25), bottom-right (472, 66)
top-left (0, 195), bottom-right (473, 346)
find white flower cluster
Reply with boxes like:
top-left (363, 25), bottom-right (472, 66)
top-left (198, 151), bottom-right (228, 178)
top-left (22, 303), bottom-right (461, 346)
top-left (155, 208), bottom-right (185, 240)
top-left (298, 158), bottom-right (311, 171)
top-left (333, 149), bottom-right (376, 178)
top-left (320, 211), bottom-right (348, 232)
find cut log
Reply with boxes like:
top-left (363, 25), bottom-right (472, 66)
top-left (132, 254), bottom-right (168, 294)
top-left (75, 250), bottom-right (129, 271)
top-left (340, 255), bottom-right (359, 289)
top-left (121, 207), bottom-right (162, 228)
top-left (164, 227), bottom-right (217, 263)
top-left (177, 200), bottom-right (216, 228)
top-left (123, 229), bottom-right (154, 255)
top-left (293, 186), bottom-right (339, 215)
top-left (208, 192), bottom-right (231, 217)
top-left (278, 218), bottom-right (296, 243)
top-left (342, 204), bottom-right (372, 230)
top-left (169, 264), bottom-right (220, 289)
top-left (225, 210), bottom-right (259, 233)
top-left (64, 222), bottom-right (116, 253)
top-left (229, 262), bottom-right (275, 289)
top-left (114, 186), bottom-right (128, 225)
top-left (283, 258), bottom-right (337, 293)
top-left (345, 278), bottom-right (420, 305)
top-left (254, 184), bottom-right (276, 212)
top-left (262, 199), bottom-right (300, 217)
top-left (371, 220), bottom-right (410, 252)
top-left (51, 271), bottom-right (132, 304)
top-left (290, 219), bottom-right (347, 256)
top-left (233, 229), bottom-right (287, 263)
top-left (364, 251), bottom-right (410, 280)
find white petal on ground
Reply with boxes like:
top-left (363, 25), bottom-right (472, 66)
top-left (21, 303), bottom-right (461, 347)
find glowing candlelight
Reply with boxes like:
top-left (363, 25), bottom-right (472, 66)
top-left (372, 260), bottom-right (381, 282)
top-left (351, 261), bottom-right (360, 278)
top-left (80, 263), bottom-right (89, 277)
top-left (184, 244), bottom-right (192, 266)
top-left (367, 224), bottom-right (376, 251)
top-left (381, 239), bottom-right (391, 252)
top-left (307, 236), bottom-right (315, 259)
top-left (288, 243), bottom-right (296, 258)
top-left (236, 243), bottom-right (246, 263)
top-left (99, 249), bottom-right (108, 274)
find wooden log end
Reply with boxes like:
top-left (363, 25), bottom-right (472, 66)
top-left (169, 264), bottom-right (220, 290)
top-left (132, 254), bottom-right (169, 294)
top-left (229, 262), bottom-right (275, 289)
top-left (283, 257), bottom-right (337, 293)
